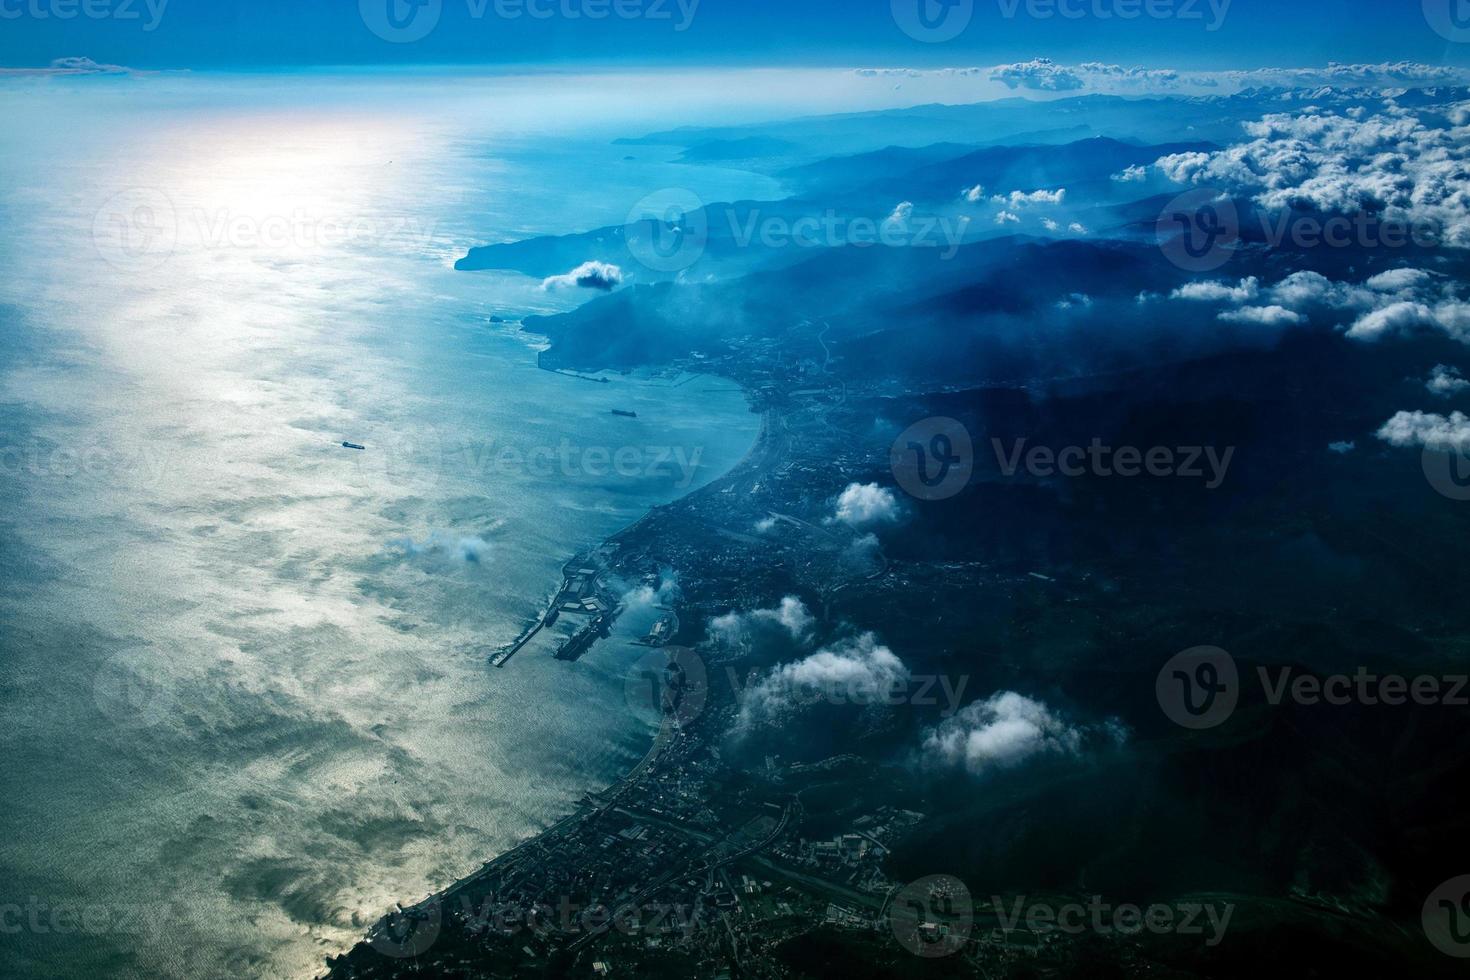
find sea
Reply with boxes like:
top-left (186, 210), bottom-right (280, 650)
top-left (0, 67), bottom-right (839, 979)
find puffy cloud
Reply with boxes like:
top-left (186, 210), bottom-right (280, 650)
top-left (1219, 305), bottom-right (1305, 327)
top-left (1346, 301), bottom-right (1439, 341)
top-left (1042, 218), bottom-right (1060, 232)
top-left (710, 596), bottom-right (815, 647)
top-left (1182, 268), bottom-right (1470, 345)
top-left (1112, 165), bottom-right (1149, 183)
top-left (1154, 97), bottom-right (1470, 247)
top-left (832, 483), bottom-right (900, 527)
top-left (1366, 268), bottom-right (1436, 292)
top-left (738, 633), bottom-right (909, 724)
top-left (0, 56), bottom-right (134, 76)
top-left (1171, 277), bottom-right (1260, 303)
top-left (886, 201), bottom-right (915, 224)
top-left (961, 185), bottom-right (985, 203)
top-left (992, 188), bottom-right (1066, 207)
top-left (1428, 364), bottom-right (1470, 398)
top-left (391, 532), bottom-right (491, 564)
top-left (1377, 410), bottom-right (1470, 450)
top-left (995, 210), bottom-right (1020, 225)
top-left (919, 692), bottom-right (1125, 776)
top-left (989, 59), bottom-right (1086, 92)
top-left (1067, 222), bottom-right (1088, 234)
top-left (542, 260), bottom-right (624, 292)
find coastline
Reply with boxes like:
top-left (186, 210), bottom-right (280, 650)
top-left (319, 358), bottom-right (769, 978)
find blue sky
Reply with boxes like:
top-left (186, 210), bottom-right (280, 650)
top-left (1, 0), bottom-right (1467, 71)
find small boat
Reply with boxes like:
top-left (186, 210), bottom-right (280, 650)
top-left (341, 442), bottom-right (366, 451)
top-left (611, 409), bottom-right (638, 419)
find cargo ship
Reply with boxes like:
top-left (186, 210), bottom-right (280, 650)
top-left (341, 442), bottom-right (366, 451)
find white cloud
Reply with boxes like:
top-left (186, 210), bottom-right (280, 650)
top-left (392, 532), bottom-right (492, 564)
top-left (992, 188), bottom-right (1066, 207)
top-left (887, 201), bottom-right (915, 224)
top-left (1377, 410), bottom-right (1470, 451)
top-left (961, 184), bottom-right (985, 203)
top-left (1153, 98), bottom-right (1470, 247)
top-left (1328, 441), bottom-right (1357, 454)
top-left (1068, 222), bottom-right (1088, 234)
top-left (1345, 301), bottom-right (1438, 341)
top-left (1428, 364), bottom-right (1470, 398)
top-left (919, 692), bottom-right (1124, 776)
top-left (1112, 165), bottom-right (1149, 183)
top-left (1171, 277), bottom-right (1260, 303)
top-left (1042, 218), bottom-right (1060, 232)
top-left (1219, 305), bottom-right (1305, 327)
top-left (739, 633), bottom-right (909, 724)
top-left (832, 483), bottom-right (901, 527)
top-left (710, 596), bottom-right (815, 647)
top-left (542, 260), bottom-right (624, 292)
top-left (995, 210), bottom-right (1020, 226)
top-left (989, 59), bottom-right (1086, 92)
top-left (1366, 269), bottom-right (1435, 292)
